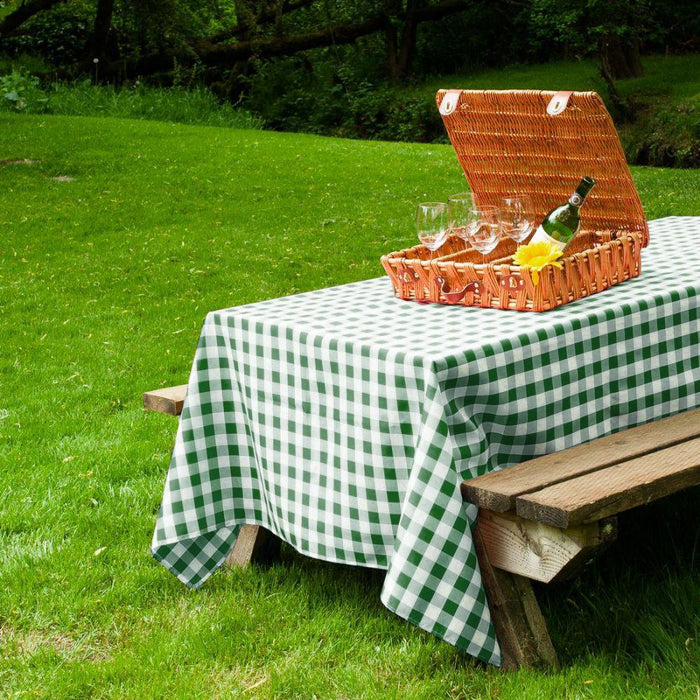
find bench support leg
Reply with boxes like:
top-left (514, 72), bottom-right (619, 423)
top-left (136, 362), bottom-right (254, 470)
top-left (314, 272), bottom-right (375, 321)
top-left (225, 525), bottom-right (281, 568)
top-left (474, 522), bottom-right (560, 671)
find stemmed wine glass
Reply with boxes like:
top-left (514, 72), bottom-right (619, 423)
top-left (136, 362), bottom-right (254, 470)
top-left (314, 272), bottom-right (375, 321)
top-left (464, 205), bottom-right (501, 261)
top-left (447, 192), bottom-right (474, 244)
top-left (499, 195), bottom-right (534, 244)
top-left (416, 202), bottom-right (449, 254)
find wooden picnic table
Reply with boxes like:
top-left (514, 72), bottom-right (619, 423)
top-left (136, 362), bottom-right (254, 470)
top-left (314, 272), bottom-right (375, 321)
top-left (146, 216), bottom-right (700, 669)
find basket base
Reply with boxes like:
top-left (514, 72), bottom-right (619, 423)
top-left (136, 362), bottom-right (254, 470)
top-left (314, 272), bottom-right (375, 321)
top-left (381, 230), bottom-right (645, 312)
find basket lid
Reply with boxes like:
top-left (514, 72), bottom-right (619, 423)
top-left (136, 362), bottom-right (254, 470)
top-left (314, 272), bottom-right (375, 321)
top-left (436, 89), bottom-right (648, 244)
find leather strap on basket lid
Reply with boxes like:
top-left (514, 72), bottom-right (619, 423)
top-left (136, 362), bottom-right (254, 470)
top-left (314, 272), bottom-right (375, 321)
top-left (435, 89), bottom-right (649, 246)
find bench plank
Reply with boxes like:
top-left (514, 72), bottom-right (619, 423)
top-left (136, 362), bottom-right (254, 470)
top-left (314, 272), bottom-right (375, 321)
top-left (461, 408), bottom-right (700, 512)
top-left (476, 510), bottom-right (617, 583)
top-left (143, 385), bottom-right (188, 416)
top-left (516, 437), bottom-right (700, 528)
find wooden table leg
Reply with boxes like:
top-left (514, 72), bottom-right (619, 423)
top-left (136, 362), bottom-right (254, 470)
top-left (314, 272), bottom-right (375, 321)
top-left (474, 520), bottom-right (560, 671)
top-left (225, 525), bottom-right (281, 568)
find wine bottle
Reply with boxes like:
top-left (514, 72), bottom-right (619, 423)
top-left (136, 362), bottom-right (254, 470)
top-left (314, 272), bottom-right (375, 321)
top-left (530, 176), bottom-right (596, 251)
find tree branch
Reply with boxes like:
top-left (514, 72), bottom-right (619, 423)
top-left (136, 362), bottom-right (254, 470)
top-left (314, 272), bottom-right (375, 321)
top-left (196, 12), bottom-right (387, 64)
top-left (208, 0), bottom-right (317, 45)
top-left (0, 0), bottom-right (69, 39)
top-left (200, 0), bottom-right (472, 63)
top-left (98, 0), bottom-right (473, 80)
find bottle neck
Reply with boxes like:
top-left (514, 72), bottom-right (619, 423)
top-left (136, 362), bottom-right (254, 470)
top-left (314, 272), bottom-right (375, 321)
top-left (568, 192), bottom-right (584, 208)
top-left (568, 176), bottom-right (596, 208)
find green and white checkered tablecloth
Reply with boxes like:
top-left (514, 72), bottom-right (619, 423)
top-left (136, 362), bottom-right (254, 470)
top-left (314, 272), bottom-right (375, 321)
top-left (152, 217), bottom-right (700, 666)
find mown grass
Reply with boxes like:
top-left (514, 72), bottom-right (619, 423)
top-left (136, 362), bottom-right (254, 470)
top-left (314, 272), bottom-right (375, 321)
top-left (1, 113), bottom-right (698, 698)
top-left (3, 54), bottom-right (698, 166)
top-left (414, 54), bottom-right (699, 97)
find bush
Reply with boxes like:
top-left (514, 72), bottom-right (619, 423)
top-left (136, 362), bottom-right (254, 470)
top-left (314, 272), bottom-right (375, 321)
top-left (623, 102), bottom-right (700, 168)
top-left (0, 73), bottom-right (263, 129)
top-left (3, 2), bottom-right (93, 66)
top-left (245, 56), bottom-right (445, 143)
top-left (0, 70), bottom-right (49, 112)
top-left (340, 84), bottom-right (444, 142)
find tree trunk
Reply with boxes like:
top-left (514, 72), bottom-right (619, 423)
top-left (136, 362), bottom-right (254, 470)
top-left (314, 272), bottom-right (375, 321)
top-left (225, 0), bottom-right (254, 97)
top-left (599, 34), bottom-right (643, 80)
top-left (388, 0), bottom-right (462, 83)
top-left (89, 0), bottom-right (117, 66)
top-left (385, 26), bottom-right (400, 83)
top-left (382, 0), bottom-right (401, 84)
top-left (397, 2), bottom-right (420, 80)
top-left (599, 61), bottom-right (636, 123)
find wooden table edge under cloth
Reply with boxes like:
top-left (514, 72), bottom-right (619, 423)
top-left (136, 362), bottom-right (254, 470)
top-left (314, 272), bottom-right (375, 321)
top-left (381, 89), bottom-right (649, 312)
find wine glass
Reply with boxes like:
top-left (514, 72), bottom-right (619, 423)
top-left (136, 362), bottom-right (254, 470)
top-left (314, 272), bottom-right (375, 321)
top-left (465, 205), bottom-right (500, 262)
top-left (416, 202), bottom-right (448, 254)
top-left (499, 195), bottom-right (535, 244)
top-left (447, 192), bottom-right (474, 244)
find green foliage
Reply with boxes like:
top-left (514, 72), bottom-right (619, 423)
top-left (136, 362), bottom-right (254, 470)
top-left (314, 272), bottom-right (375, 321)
top-left (2, 53), bottom-right (697, 167)
top-left (114, 0), bottom-right (219, 58)
top-left (0, 52), bottom-right (49, 75)
top-left (613, 54), bottom-right (700, 167)
top-left (245, 54), bottom-right (445, 143)
top-left (527, 0), bottom-right (693, 60)
top-left (0, 74), bottom-right (262, 127)
top-left (0, 69), bottom-right (48, 111)
top-left (3, 1), bottom-right (94, 65)
top-left (343, 84), bottom-right (441, 143)
top-left (413, 4), bottom-right (531, 75)
top-left (625, 102), bottom-right (700, 168)
top-left (0, 112), bottom-right (698, 697)
top-left (244, 53), bottom-right (700, 167)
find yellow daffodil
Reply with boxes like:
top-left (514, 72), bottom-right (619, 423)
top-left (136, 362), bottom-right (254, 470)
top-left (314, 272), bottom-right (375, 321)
top-left (512, 240), bottom-right (564, 285)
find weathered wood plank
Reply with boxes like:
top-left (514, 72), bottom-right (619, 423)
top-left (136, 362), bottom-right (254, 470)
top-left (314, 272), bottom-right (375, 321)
top-left (476, 510), bottom-right (617, 583)
top-left (461, 408), bottom-right (700, 512)
top-left (225, 525), bottom-right (265, 568)
top-left (473, 522), bottom-right (560, 671)
top-left (225, 525), bottom-right (282, 568)
top-left (516, 437), bottom-right (700, 528)
top-left (143, 385), bottom-right (188, 416)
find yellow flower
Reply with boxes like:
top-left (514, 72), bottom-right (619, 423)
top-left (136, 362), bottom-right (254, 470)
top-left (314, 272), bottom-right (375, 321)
top-left (512, 240), bottom-right (564, 285)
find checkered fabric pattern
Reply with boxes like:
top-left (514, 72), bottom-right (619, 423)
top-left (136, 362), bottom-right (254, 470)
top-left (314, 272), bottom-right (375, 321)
top-left (152, 217), bottom-right (700, 666)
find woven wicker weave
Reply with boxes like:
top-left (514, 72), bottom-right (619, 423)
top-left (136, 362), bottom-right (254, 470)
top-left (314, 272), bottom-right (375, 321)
top-left (381, 90), bottom-right (649, 312)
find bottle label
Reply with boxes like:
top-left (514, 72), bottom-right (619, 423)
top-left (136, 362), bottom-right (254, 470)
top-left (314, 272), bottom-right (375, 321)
top-left (569, 193), bottom-right (582, 206)
top-left (530, 226), bottom-right (566, 251)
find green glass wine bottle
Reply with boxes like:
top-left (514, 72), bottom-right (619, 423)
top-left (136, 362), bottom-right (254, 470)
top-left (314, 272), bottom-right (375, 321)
top-left (530, 176), bottom-right (596, 251)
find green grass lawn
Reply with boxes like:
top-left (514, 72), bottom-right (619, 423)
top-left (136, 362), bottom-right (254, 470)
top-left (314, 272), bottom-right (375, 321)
top-left (414, 54), bottom-right (700, 98)
top-left (1, 113), bottom-right (698, 698)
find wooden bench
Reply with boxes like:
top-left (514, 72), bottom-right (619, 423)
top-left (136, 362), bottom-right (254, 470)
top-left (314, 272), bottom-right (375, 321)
top-left (463, 408), bottom-right (700, 670)
top-left (145, 385), bottom-right (699, 670)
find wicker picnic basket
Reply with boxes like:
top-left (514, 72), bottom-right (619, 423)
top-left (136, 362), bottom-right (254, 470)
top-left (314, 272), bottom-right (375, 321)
top-left (381, 90), bottom-right (649, 312)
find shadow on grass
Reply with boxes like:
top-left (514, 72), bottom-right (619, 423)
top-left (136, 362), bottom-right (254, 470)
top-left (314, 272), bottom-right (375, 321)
top-left (238, 487), bottom-right (699, 673)
top-left (539, 487), bottom-right (699, 669)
